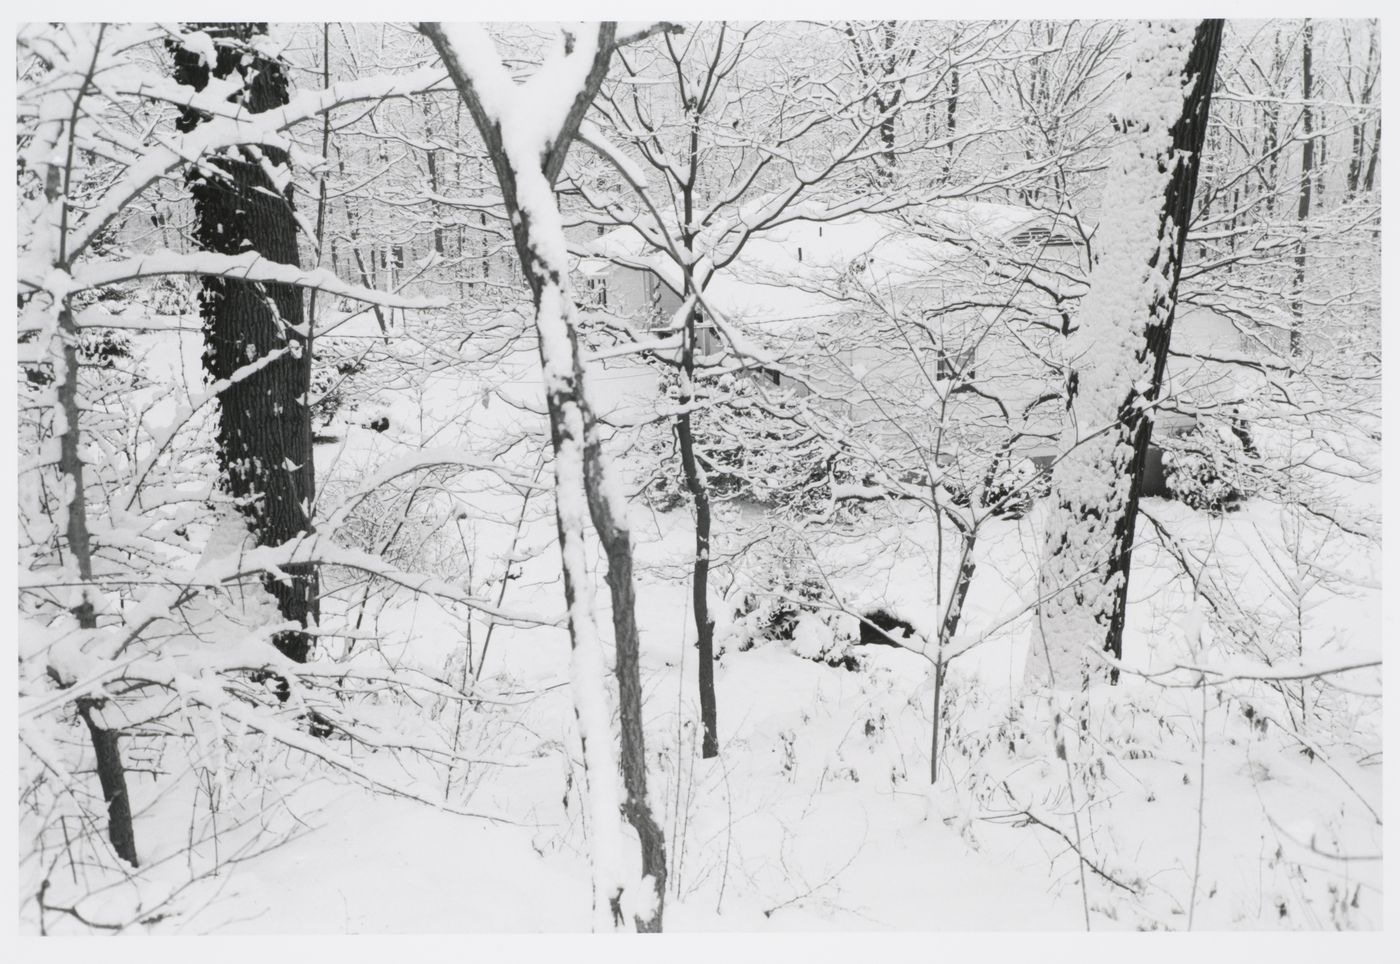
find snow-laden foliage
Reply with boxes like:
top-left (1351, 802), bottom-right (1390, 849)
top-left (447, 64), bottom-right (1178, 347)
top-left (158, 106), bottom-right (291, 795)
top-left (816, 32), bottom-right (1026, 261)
top-left (15, 18), bottom-right (1382, 937)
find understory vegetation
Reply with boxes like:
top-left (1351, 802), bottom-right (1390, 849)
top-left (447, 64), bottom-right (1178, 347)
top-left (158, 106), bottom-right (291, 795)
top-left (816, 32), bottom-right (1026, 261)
top-left (16, 18), bottom-right (1381, 935)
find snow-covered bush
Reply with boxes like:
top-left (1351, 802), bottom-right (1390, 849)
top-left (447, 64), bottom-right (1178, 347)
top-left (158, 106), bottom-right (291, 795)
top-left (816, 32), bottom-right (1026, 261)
top-left (1161, 424), bottom-right (1256, 513)
top-left (139, 275), bottom-right (201, 316)
top-left (945, 456), bottom-right (1050, 520)
top-left (20, 328), bottom-right (134, 386)
top-left (719, 531), bottom-right (859, 668)
top-left (644, 369), bottom-right (836, 513)
top-left (310, 337), bottom-right (368, 426)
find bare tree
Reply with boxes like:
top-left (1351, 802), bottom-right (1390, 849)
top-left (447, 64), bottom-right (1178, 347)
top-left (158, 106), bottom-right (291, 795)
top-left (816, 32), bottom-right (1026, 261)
top-left (419, 21), bottom-right (673, 931)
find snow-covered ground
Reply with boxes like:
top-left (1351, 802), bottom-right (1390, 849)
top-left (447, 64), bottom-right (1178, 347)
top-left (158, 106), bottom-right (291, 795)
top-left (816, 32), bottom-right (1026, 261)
top-left (60, 315), bottom-right (1377, 936)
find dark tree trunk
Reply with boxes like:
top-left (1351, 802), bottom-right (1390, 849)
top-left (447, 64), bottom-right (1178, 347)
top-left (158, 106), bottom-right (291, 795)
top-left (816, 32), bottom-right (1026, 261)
top-left (170, 24), bottom-right (318, 665)
top-left (845, 20), bottom-right (903, 184)
top-left (1262, 32), bottom-right (1283, 218)
top-left (877, 21), bottom-right (901, 179)
top-left (1291, 20), bottom-right (1314, 358)
top-left (1085, 21), bottom-right (1223, 679)
top-left (56, 298), bottom-right (138, 865)
top-left (78, 699), bottom-right (138, 866)
top-left (677, 302), bottom-right (720, 759)
top-left (1346, 22), bottom-right (1376, 197)
top-left (1363, 119), bottom-right (1380, 192)
top-left (947, 63), bottom-right (958, 147)
top-left (674, 101), bottom-right (721, 759)
top-left (424, 101), bottom-right (446, 257)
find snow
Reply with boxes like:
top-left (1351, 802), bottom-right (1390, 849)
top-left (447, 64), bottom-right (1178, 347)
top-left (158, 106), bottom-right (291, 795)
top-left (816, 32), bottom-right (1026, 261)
top-left (16, 17), bottom-right (1383, 942)
top-left (1033, 21), bottom-right (1203, 687)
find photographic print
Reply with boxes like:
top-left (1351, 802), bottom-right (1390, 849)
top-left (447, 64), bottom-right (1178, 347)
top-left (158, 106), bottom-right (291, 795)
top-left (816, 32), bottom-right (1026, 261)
top-left (14, 14), bottom-right (1385, 938)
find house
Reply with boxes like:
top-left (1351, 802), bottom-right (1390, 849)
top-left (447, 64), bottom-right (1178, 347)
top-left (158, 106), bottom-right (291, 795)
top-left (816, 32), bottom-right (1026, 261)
top-left (578, 200), bottom-right (1257, 500)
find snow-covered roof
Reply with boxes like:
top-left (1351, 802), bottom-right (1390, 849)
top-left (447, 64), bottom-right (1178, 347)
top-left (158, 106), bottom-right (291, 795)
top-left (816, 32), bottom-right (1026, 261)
top-left (579, 200), bottom-right (1076, 333)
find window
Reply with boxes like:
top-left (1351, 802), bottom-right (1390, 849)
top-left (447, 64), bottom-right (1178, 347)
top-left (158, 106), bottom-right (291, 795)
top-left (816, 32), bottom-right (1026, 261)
top-left (936, 344), bottom-right (976, 381)
top-left (760, 366), bottom-right (782, 386)
top-left (1009, 224), bottom-right (1052, 248)
top-left (581, 276), bottom-right (608, 309)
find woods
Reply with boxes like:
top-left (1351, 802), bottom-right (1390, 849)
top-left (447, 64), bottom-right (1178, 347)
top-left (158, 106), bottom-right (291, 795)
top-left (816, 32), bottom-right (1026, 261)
top-left (16, 19), bottom-right (1382, 935)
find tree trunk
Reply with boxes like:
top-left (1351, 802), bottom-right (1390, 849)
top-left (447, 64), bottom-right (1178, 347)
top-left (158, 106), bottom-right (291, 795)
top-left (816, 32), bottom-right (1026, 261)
top-left (1363, 119), bottom-right (1380, 192)
top-left (676, 104), bottom-right (721, 759)
top-left (1262, 31), bottom-right (1283, 218)
top-left (1291, 20), bottom-right (1315, 358)
top-left (676, 302), bottom-right (720, 759)
top-left (930, 527), bottom-right (975, 783)
top-left (56, 302), bottom-right (138, 866)
top-left (424, 22), bottom-right (668, 931)
top-left (171, 24), bottom-right (318, 666)
top-left (77, 699), bottom-right (138, 866)
top-left (1034, 20), bottom-right (1223, 688)
top-left (1345, 22), bottom-right (1377, 197)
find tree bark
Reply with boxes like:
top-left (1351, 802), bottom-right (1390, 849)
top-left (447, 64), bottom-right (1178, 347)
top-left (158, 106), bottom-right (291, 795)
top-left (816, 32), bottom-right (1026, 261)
top-left (1290, 20), bottom-right (1315, 359)
top-left (423, 22), bottom-right (668, 931)
top-left (1345, 23), bottom-right (1376, 197)
top-left (1099, 22), bottom-right (1223, 678)
top-left (45, 31), bottom-right (138, 865)
top-left (57, 303), bottom-right (139, 866)
top-left (676, 302), bottom-right (720, 759)
top-left (171, 24), bottom-right (318, 666)
top-left (1363, 119), bottom-right (1380, 192)
top-left (675, 93), bottom-right (721, 759)
top-left (1035, 21), bottom-right (1223, 688)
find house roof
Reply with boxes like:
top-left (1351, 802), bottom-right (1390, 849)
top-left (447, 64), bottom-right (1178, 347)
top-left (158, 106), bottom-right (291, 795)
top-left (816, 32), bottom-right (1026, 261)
top-left (578, 199), bottom-right (1078, 333)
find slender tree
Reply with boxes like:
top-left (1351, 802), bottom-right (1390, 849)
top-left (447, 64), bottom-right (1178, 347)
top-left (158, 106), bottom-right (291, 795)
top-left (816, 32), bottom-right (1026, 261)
top-left (420, 21), bottom-right (672, 931)
top-left (1290, 19), bottom-right (1315, 358)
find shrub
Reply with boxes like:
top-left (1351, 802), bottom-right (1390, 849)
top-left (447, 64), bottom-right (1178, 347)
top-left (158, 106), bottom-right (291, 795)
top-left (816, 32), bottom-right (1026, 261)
top-left (310, 338), bottom-right (367, 425)
top-left (945, 456), bottom-right (1049, 520)
top-left (1162, 424), bottom-right (1255, 514)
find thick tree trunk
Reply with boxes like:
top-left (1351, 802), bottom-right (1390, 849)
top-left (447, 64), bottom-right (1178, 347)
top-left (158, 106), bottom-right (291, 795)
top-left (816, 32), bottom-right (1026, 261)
top-left (1035, 21), bottom-right (1223, 688)
top-left (171, 24), bottom-right (318, 665)
top-left (1098, 22), bottom-right (1223, 678)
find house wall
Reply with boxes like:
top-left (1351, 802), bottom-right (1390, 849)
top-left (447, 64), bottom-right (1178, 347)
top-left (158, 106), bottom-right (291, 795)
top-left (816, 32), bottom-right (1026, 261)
top-left (592, 263), bottom-right (688, 331)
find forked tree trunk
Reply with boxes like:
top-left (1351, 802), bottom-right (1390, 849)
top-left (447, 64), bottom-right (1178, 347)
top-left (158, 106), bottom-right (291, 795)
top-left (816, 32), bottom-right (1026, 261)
top-left (1034, 20), bottom-right (1223, 688)
top-left (422, 21), bottom-right (668, 931)
top-left (676, 301), bottom-right (720, 759)
top-left (170, 24), bottom-right (318, 666)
